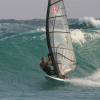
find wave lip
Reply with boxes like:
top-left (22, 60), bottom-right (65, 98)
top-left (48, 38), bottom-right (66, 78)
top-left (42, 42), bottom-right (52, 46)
top-left (79, 17), bottom-right (100, 29)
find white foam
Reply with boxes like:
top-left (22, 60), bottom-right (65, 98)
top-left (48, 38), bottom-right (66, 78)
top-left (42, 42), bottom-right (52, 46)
top-left (70, 29), bottom-right (100, 45)
top-left (66, 69), bottom-right (100, 87)
top-left (79, 17), bottom-right (100, 28)
top-left (71, 29), bottom-right (86, 45)
top-left (67, 78), bottom-right (100, 87)
top-left (87, 69), bottom-right (100, 81)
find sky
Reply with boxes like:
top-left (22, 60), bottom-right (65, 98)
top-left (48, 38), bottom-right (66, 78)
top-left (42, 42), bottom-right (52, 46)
top-left (0, 0), bottom-right (99, 19)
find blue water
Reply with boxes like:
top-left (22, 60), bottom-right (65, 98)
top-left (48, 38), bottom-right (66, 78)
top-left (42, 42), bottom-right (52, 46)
top-left (0, 18), bottom-right (100, 100)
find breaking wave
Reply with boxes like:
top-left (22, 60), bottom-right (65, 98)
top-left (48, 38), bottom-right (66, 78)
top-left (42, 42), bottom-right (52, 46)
top-left (78, 17), bottom-right (100, 29)
top-left (71, 29), bottom-right (100, 45)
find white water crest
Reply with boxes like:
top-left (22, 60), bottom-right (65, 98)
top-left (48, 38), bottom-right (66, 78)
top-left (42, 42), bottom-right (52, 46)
top-left (66, 69), bottom-right (100, 87)
top-left (70, 29), bottom-right (100, 45)
top-left (71, 29), bottom-right (86, 45)
top-left (79, 17), bottom-right (100, 28)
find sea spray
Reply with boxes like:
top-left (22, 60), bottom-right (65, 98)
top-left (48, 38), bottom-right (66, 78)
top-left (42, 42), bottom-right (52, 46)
top-left (66, 69), bottom-right (100, 87)
top-left (66, 78), bottom-right (100, 87)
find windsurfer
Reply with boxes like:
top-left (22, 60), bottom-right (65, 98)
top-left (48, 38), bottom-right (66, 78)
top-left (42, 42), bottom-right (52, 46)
top-left (40, 56), bottom-right (54, 75)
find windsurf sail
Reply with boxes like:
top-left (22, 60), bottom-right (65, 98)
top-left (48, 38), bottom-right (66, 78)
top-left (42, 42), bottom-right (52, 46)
top-left (46, 0), bottom-right (76, 77)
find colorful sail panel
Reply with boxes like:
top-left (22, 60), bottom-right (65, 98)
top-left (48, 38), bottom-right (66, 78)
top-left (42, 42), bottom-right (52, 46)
top-left (46, 0), bottom-right (76, 76)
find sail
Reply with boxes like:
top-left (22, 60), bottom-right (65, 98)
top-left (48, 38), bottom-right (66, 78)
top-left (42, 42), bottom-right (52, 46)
top-left (46, 0), bottom-right (76, 76)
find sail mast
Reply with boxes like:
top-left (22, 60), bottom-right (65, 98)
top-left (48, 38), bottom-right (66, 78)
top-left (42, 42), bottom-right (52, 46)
top-left (46, 0), bottom-right (59, 75)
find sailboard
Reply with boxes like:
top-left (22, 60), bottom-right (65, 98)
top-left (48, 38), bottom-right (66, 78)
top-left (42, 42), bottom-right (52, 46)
top-left (40, 0), bottom-right (77, 81)
top-left (45, 74), bottom-right (69, 82)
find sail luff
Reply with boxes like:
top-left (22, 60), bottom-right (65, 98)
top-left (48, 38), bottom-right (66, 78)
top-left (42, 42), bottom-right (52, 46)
top-left (46, 0), bottom-right (59, 75)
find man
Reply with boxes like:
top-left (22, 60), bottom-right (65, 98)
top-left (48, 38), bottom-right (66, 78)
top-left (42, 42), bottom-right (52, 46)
top-left (40, 57), bottom-right (52, 75)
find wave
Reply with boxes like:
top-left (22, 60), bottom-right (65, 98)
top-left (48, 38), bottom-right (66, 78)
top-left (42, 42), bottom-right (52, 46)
top-left (79, 17), bottom-right (100, 29)
top-left (0, 17), bottom-right (100, 33)
top-left (71, 29), bottom-right (100, 45)
top-left (0, 19), bottom-right (100, 45)
top-left (0, 19), bottom-right (100, 89)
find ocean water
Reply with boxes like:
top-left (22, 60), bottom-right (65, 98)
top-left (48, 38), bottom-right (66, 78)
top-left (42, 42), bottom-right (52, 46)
top-left (0, 17), bottom-right (100, 100)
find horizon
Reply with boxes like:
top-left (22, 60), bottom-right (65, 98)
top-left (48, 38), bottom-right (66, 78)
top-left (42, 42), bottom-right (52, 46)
top-left (0, 17), bottom-right (100, 20)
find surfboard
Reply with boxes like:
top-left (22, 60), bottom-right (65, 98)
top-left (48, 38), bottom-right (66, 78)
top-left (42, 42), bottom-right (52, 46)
top-left (45, 74), bottom-right (68, 82)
